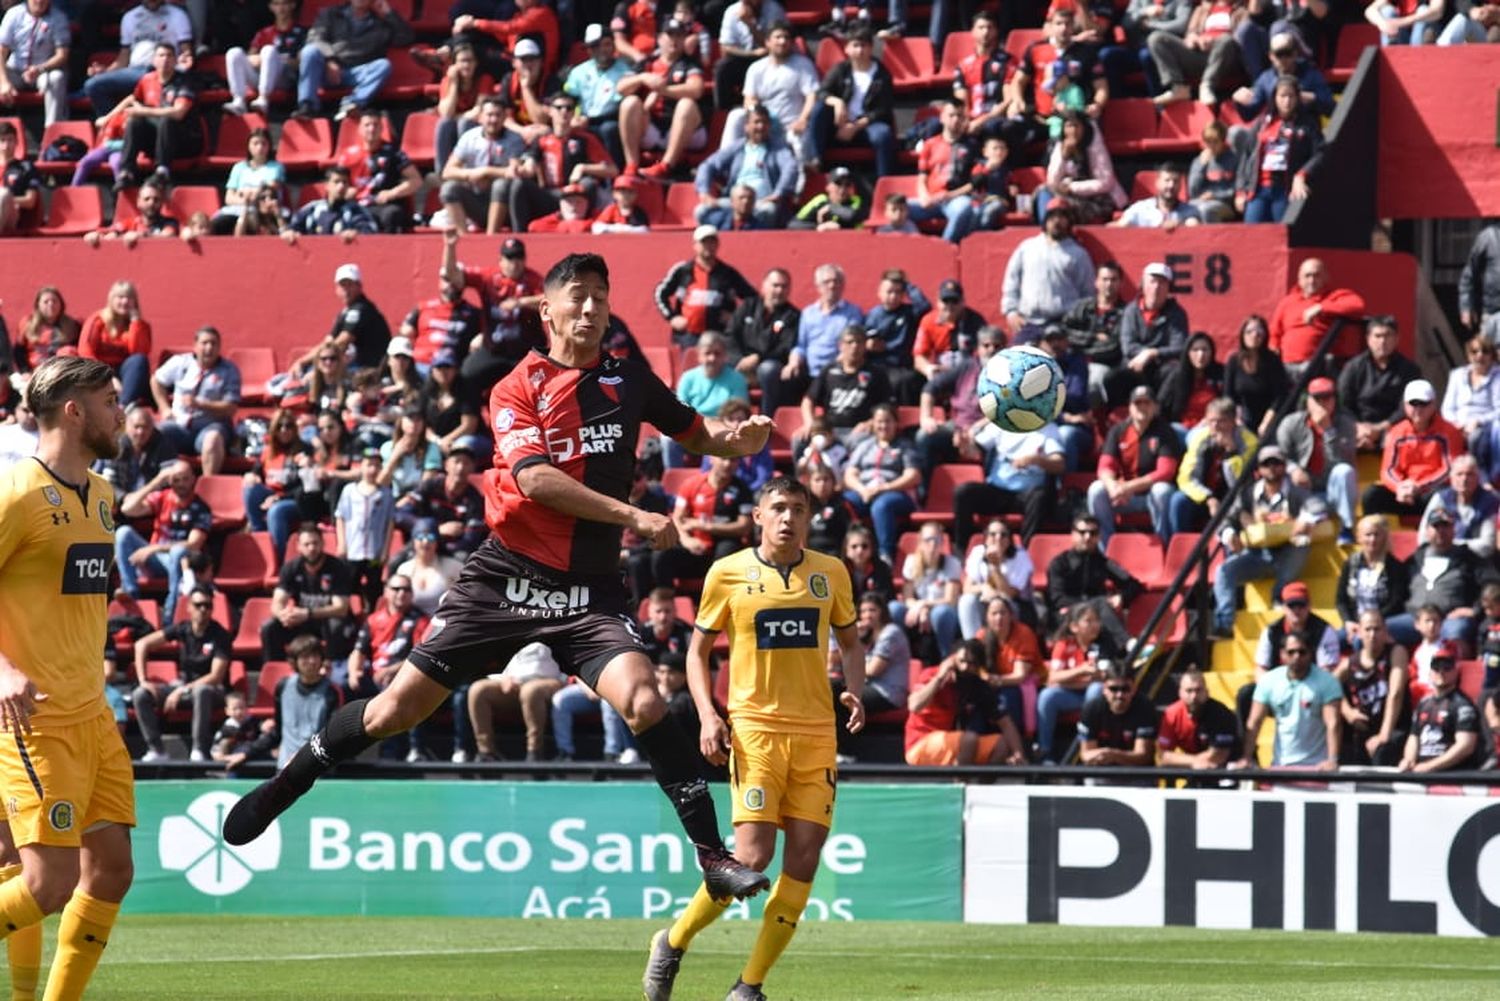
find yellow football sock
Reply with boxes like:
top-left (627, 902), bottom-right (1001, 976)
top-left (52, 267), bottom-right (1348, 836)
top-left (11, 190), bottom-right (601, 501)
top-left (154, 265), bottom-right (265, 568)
top-left (0, 875), bottom-right (43, 944)
top-left (666, 885), bottom-right (732, 951)
top-left (741, 875), bottom-right (811, 987)
top-left (0, 866), bottom-right (39, 1001)
top-left (41, 892), bottom-right (118, 1001)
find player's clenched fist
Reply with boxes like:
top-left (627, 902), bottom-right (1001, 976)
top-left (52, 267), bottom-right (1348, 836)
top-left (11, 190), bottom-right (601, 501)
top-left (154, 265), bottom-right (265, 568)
top-left (631, 509), bottom-right (678, 550)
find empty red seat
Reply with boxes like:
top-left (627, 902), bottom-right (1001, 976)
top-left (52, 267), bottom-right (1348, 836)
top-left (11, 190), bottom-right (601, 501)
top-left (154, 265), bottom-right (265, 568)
top-left (912, 464), bottom-right (982, 524)
top-left (769, 406), bottom-right (805, 464)
top-left (35, 187), bottom-right (103, 237)
top-left (641, 345), bottom-right (676, 383)
top-left (381, 49), bottom-right (439, 101)
top-left (657, 182), bottom-right (699, 229)
top-left (249, 659), bottom-right (292, 717)
top-left (937, 30), bottom-right (975, 77)
top-left (1024, 533), bottom-right (1073, 591)
top-left (1101, 98), bottom-right (1159, 155)
top-left (1153, 101), bottom-right (1216, 154)
top-left (277, 117), bottom-right (334, 171)
top-left (1329, 24), bottom-right (1379, 84)
top-left (218, 532), bottom-right (279, 593)
top-left (228, 346), bottom-right (278, 403)
top-left (879, 37), bottom-right (938, 92)
top-left (1105, 533), bottom-right (1165, 587)
top-left (399, 110), bottom-right (439, 169)
top-left (864, 174), bottom-right (920, 228)
top-left (195, 474), bottom-right (248, 533)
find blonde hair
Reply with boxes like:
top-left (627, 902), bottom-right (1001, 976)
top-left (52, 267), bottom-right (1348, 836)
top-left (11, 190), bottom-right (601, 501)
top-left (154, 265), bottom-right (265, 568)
top-left (99, 280), bottom-right (139, 328)
top-left (25, 355), bottom-right (116, 426)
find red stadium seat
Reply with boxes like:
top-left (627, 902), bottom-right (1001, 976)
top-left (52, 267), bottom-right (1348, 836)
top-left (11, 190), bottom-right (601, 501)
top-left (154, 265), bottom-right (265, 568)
top-left (1457, 659), bottom-right (1483, 702)
top-left (1023, 533), bottom-right (1073, 591)
top-left (784, 0), bottom-right (827, 26)
top-left (864, 174), bottom-right (920, 229)
top-left (937, 30), bottom-right (975, 77)
top-left (399, 110), bottom-right (439, 169)
top-left (1105, 533), bottom-right (1165, 586)
top-left (334, 112), bottom-right (394, 153)
top-left (1388, 529), bottom-right (1419, 562)
top-left (296, 181), bottom-right (327, 207)
top-left (205, 111), bottom-right (271, 169)
top-left (195, 474), bottom-right (249, 533)
top-left (912, 464), bottom-right (982, 524)
top-left (1101, 98), bottom-right (1159, 155)
top-left (1329, 24), bottom-right (1379, 84)
top-left (170, 186), bottom-right (224, 219)
top-left (633, 179), bottom-right (665, 223)
top-left (1153, 101), bottom-right (1216, 154)
top-left (381, 49), bottom-right (440, 101)
top-left (1005, 29), bottom-right (1043, 65)
top-left (814, 36), bottom-right (843, 76)
top-left (658, 182), bottom-right (699, 229)
top-left (879, 37), bottom-right (939, 93)
top-left (36, 121), bottom-right (95, 177)
top-left (277, 117), bottom-right (334, 171)
top-left (769, 407), bottom-right (805, 464)
top-left (250, 659), bottom-right (293, 717)
top-left (218, 532), bottom-right (280, 593)
top-left (659, 467), bottom-right (698, 499)
top-left (234, 599), bottom-right (276, 660)
top-left (229, 346), bottom-right (278, 404)
top-left (641, 345), bottom-right (676, 383)
top-left (34, 187), bottom-right (103, 237)
top-left (1162, 533), bottom-right (1220, 590)
top-left (109, 595), bottom-right (160, 630)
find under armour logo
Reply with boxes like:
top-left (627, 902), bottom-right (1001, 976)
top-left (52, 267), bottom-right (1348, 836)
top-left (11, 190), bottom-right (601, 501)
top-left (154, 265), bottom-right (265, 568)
top-left (776, 916), bottom-right (798, 929)
top-left (50, 512), bottom-right (69, 525)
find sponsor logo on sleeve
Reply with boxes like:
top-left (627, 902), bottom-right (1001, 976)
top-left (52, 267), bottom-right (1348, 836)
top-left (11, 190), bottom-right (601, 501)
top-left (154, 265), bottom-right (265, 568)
top-left (494, 408), bottom-right (516, 432)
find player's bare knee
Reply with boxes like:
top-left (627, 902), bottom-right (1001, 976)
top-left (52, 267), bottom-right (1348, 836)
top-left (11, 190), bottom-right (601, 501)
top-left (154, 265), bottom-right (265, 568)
top-left (733, 843), bottom-right (773, 873)
top-left (362, 691), bottom-right (411, 737)
top-left (621, 683), bottom-right (665, 732)
top-left (25, 864), bottom-right (80, 914)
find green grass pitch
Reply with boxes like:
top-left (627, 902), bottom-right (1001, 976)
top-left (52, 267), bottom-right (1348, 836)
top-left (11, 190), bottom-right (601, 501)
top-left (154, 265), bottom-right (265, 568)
top-left (25, 916), bottom-right (1499, 1000)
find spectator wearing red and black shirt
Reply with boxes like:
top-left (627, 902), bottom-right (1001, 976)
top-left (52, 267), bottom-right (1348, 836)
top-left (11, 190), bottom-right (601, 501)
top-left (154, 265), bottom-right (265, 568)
top-left (1157, 668), bottom-right (1239, 769)
top-left (618, 19), bottom-right (707, 179)
top-left (441, 230), bottom-right (545, 389)
top-left (908, 98), bottom-right (981, 244)
top-left (1400, 642), bottom-right (1485, 773)
top-left (346, 573), bottom-right (430, 700)
top-left (335, 109), bottom-right (424, 233)
top-left (1087, 385), bottom-right (1181, 544)
top-left (114, 41), bottom-right (203, 190)
top-left (510, 91), bottom-right (616, 232)
top-left (653, 454), bottom-right (754, 585)
top-left (953, 11), bottom-right (1027, 149)
top-left (612, 0), bottom-right (658, 63)
top-left (1077, 663), bottom-right (1159, 773)
top-left (913, 279), bottom-right (985, 379)
top-left (1013, 8), bottom-right (1106, 142)
top-left (85, 177), bottom-right (179, 248)
top-left (399, 274), bottom-right (484, 369)
top-left (1234, 74), bottom-right (1323, 225)
top-left (592, 174), bottom-right (651, 233)
top-left (654, 226), bottom-right (756, 346)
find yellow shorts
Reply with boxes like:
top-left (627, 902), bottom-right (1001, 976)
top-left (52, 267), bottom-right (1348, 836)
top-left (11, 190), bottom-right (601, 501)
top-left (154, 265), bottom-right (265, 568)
top-left (0, 708), bottom-right (136, 848)
top-left (729, 728), bottom-right (837, 828)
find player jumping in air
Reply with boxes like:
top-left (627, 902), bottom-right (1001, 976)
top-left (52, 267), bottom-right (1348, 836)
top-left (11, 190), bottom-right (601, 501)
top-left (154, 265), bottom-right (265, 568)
top-left (0, 356), bottom-right (136, 1001)
top-left (225, 251), bottom-right (774, 902)
top-left (644, 475), bottom-right (867, 1001)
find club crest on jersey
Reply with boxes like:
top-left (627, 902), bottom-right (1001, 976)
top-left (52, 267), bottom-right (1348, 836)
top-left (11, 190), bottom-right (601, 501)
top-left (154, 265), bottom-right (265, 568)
top-left (743, 787), bottom-right (765, 812)
top-left (41, 486), bottom-right (61, 507)
top-left (809, 573), bottom-right (830, 600)
top-left (494, 407), bottom-right (516, 432)
top-left (598, 375), bottom-right (623, 404)
top-left (98, 501), bottom-right (114, 531)
top-left (48, 801), bottom-right (75, 832)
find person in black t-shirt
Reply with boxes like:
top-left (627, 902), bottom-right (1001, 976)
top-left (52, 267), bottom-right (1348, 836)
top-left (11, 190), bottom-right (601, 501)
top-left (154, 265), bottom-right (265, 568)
top-left (1337, 610), bottom-right (1410, 766)
top-left (395, 447), bottom-right (487, 559)
top-left (298, 263), bottom-right (392, 372)
top-left (260, 525), bottom-right (355, 661)
top-left (806, 462), bottom-right (854, 556)
top-left (1400, 642), bottom-right (1484, 773)
top-left (0, 120), bottom-right (41, 236)
top-left (801, 324), bottom-right (895, 444)
top-left (843, 525), bottom-right (894, 602)
top-left (1077, 662), bottom-right (1158, 770)
top-left (131, 586), bottom-right (232, 762)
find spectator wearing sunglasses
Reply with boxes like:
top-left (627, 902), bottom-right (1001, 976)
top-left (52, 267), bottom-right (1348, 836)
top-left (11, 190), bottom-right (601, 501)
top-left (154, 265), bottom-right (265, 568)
top-left (1241, 630), bottom-right (1342, 770)
top-left (1238, 580), bottom-right (1340, 724)
top-left (1399, 641), bottom-right (1487, 773)
top-left (1361, 378), bottom-right (1467, 519)
top-left (1044, 514), bottom-right (1142, 648)
top-left (1077, 661), bottom-right (1158, 775)
top-left (130, 585), bottom-right (230, 763)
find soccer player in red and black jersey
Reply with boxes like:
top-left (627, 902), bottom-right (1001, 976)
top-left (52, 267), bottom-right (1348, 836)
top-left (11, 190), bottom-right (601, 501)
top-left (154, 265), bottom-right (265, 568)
top-left (225, 251), bottom-right (777, 903)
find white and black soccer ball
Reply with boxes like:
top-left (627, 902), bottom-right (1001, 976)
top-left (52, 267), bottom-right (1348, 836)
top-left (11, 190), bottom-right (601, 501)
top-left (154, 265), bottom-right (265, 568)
top-left (975, 345), bottom-right (1067, 434)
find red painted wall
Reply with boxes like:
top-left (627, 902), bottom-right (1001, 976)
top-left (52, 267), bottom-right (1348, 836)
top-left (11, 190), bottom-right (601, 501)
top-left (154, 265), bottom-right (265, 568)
top-left (1377, 47), bottom-right (1500, 219)
top-left (0, 228), bottom-right (1413, 367)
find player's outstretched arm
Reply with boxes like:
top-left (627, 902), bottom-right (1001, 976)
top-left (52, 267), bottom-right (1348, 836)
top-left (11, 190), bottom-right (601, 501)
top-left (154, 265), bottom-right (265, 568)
top-left (833, 622), bottom-right (867, 734)
top-left (679, 414), bottom-right (774, 460)
top-left (687, 627), bottom-right (729, 764)
top-left (516, 464), bottom-right (679, 549)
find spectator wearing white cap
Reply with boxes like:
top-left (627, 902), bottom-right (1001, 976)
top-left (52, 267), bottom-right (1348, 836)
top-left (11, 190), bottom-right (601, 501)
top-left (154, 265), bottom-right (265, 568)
top-left (296, 262), bottom-right (392, 372)
top-left (498, 37), bottom-right (549, 136)
top-left (563, 25), bottom-right (631, 165)
top-left (1118, 261), bottom-right (1190, 394)
top-left (1210, 445), bottom-right (1322, 635)
top-left (1361, 378), bottom-right (1469, 518)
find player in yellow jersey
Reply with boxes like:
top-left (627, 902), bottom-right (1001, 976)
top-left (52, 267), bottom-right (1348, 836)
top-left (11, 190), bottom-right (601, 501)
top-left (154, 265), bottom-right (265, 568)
top-left (0, 356), bottom-right (134, 1001)
top-left (643, 475), bottom-right (866, 1001)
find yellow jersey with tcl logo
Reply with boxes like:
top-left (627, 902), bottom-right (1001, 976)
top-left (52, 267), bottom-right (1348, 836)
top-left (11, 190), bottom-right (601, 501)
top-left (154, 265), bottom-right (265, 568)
top-left (696, 547), bottom-right (856, 736)
top-left (0, 458), bottom-right (112, 726)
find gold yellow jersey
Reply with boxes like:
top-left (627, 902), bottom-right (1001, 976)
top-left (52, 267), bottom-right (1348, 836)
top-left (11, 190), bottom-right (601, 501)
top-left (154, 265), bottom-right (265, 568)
top-left (0, 458), bottom-right (113, 726)
top-left (696, 547), bottom-right (856, 737)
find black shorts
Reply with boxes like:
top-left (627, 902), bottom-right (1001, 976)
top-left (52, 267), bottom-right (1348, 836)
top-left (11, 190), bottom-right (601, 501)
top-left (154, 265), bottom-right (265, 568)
top-left (407, 538), bottom-right (646, 690)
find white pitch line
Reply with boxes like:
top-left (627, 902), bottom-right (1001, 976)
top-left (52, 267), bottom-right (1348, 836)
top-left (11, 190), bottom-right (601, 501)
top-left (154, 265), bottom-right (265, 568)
top-left (110, 946), bottom-right (1500, 975)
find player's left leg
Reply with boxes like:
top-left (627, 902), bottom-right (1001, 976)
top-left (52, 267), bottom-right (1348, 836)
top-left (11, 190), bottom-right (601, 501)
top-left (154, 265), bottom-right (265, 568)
top-left (592, 651), bottom-right (768, 901)
top-left (728, 818), bottom-right (827, 1001)
top-left (0, 824), bottom-right (42, 1001)
top-left (41, 822), bottom-right (132, 1001)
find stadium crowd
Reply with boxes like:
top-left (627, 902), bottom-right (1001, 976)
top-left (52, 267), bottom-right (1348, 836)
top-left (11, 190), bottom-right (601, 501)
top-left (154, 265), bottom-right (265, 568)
top-left (0, 0), bottom-right (1497, 776)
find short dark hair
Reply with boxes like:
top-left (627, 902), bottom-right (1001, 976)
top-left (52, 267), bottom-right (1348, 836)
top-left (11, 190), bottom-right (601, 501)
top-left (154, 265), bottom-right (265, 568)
top-left (188, 585), bottom-right (216, 604)
top-left (956, 639), bottom-right (987, 666)
top-left (325, 165), bottom-right (352, 182)
top-left (648, 586), bottom-right (677, 604)
top-left (0, 122), bottom-right (16, 142)
top-left (1098, 259), bottom-right (1123, 276)
top-left (480, 93), bottom-right (512, 111)
top-left (1073, 514), bottom-right (1101, 531)
top-left (297, 524), bottom-right (324, 540)
top-left (757, 475), bottom-right (811, 505)
top-left (972, 9), bottom-right (999, 27)
top-left (1159, 161), bottom-right (1183, 174)
top-left (544, 252), bottom-right (610, 291)
top-left (845, 23), bottom-right (874, 44)
top-left (767, 19), bottom-right (793, 35)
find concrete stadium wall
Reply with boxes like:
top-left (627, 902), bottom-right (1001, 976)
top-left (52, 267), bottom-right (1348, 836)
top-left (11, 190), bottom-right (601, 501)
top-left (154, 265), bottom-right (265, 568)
top-left (0, 228), bottom-right (1414, 363)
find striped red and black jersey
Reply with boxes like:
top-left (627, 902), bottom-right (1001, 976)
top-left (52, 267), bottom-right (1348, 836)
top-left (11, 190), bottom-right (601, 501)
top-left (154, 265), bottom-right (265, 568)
top-left (485, 349), bottom-right (703, 575)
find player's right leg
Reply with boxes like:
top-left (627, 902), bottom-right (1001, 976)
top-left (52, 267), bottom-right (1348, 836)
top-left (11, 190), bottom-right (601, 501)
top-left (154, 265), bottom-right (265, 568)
top-left (0, 823), bottom-right (42, 1001)
top-left (592, 651), bottom-right (769, 901)
top-left (222, 662), bottom-right (448, 846)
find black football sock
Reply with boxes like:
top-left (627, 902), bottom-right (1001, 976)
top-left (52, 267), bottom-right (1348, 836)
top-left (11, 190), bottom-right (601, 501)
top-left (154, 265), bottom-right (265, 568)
top-left (634, 715), bottom-right (725, 851)
top-left (281, 698), bottom-right (375, 792)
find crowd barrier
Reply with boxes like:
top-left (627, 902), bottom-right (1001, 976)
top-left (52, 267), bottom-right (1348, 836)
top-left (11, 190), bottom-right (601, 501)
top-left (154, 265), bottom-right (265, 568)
top-left (133, 778), bottom-right (1498, 937)
top-left (0, 228), bottom-right (1417, 365)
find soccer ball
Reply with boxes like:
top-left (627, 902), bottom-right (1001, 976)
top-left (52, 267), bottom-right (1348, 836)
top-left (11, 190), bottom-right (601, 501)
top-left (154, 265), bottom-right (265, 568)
top-left (976, 346), bottom-right (1066, 434)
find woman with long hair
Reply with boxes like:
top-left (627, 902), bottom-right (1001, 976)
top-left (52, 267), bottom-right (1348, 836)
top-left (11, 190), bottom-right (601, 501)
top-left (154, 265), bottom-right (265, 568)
top-left (1035, 110), bottom-right (1126, 224)
top-left (213, 127), bottom-right (286, 234)
top-left (14, 286), bottom-right (80, 372)
top-left (1160, 331), bottom-right (1227, 439)
top-left (379, 337), bottom-right (423, 415)
top-left (302, 409), bottom-right (359, 522)
top-left (897, 523), bottom-right (963, 660)
top-left (1440, 333), bottom-right (1500, 481)
top-left (419, 352), bottom-right (481, 453)
top-left (1235, 75), bottom-right (1323, 223)
top-left (1225, 313), bottom-right (1289, 438)
top-left (843, 525), bottom-right (895, 604)
top-left (975, 596), bottom-right (1044, 739)
top-left (435, 43), bottom-right (496, 171)
top-left (1035, 603), bottom-right (1121, 763)
top-left (78, 280), bottom-right (152, 406)
top-left (242, 408), bottom-right (308, 561)
top-left (235, 184), bottom-right (293, 237)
